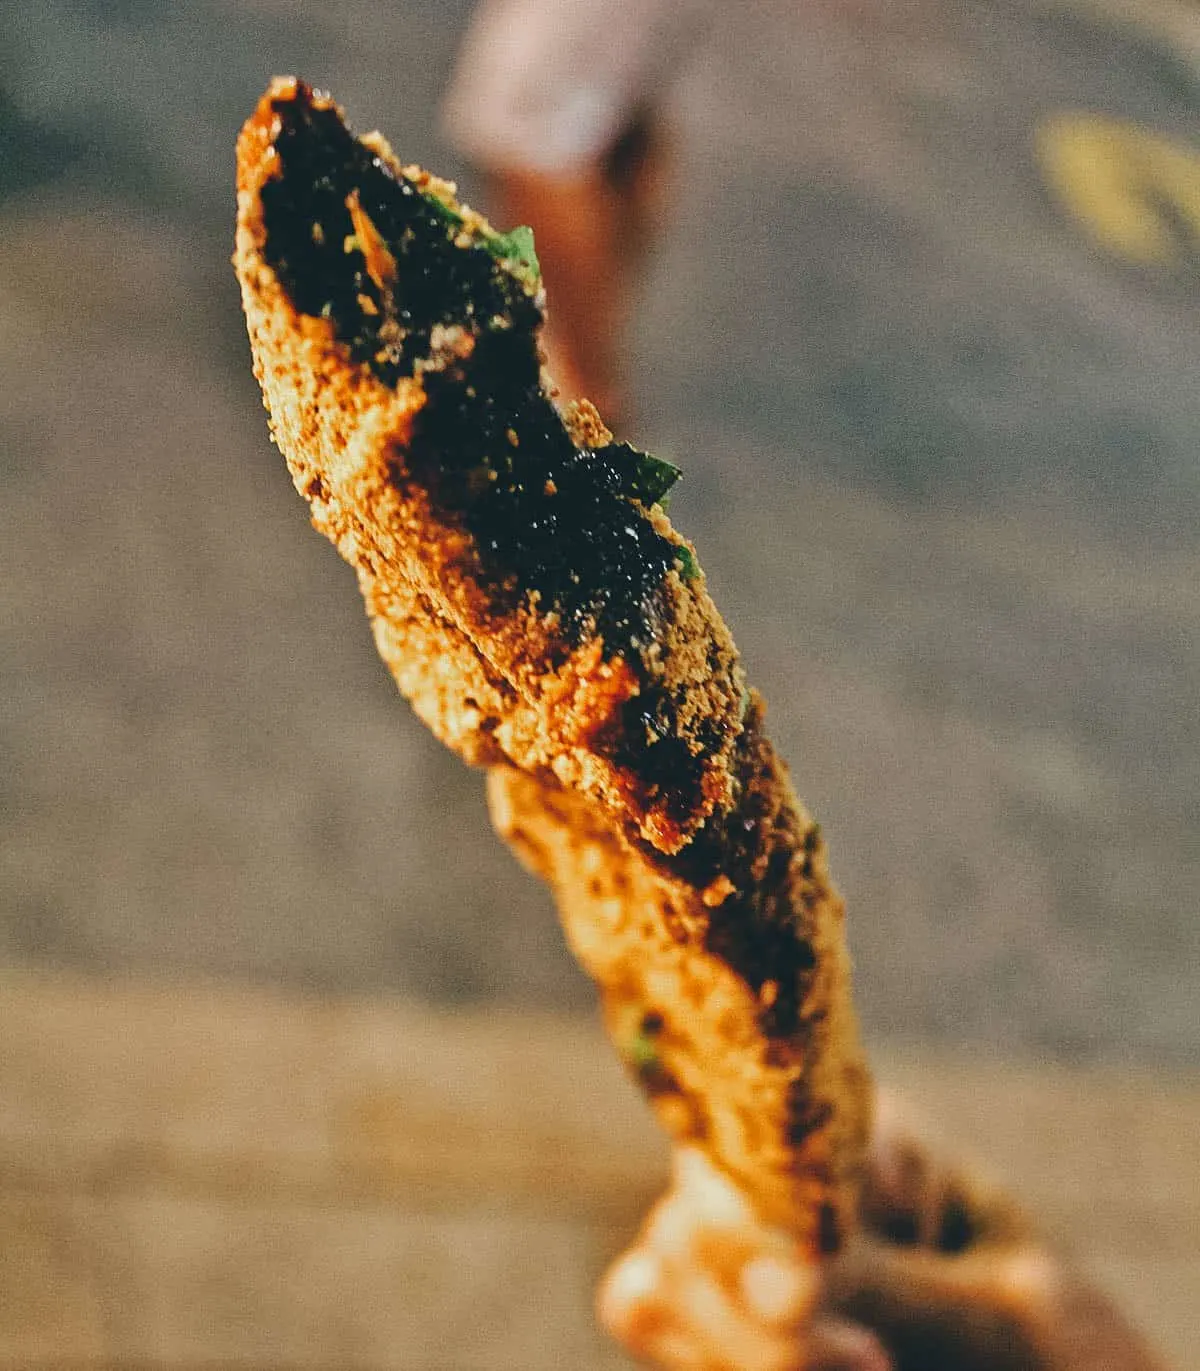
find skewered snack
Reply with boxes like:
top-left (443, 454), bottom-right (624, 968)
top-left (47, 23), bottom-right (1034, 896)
top-left (488, 706), bottom-right (869, 1244)
top-left (235, 77), bottom-right (869, 1267)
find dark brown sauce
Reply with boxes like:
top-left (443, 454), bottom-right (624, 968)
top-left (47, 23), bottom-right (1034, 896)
top-left (407, 337), bottom-right (684, 653)
top-left (261, 91), bottom-right (528, 378)
top-left (259, 83), bottom-right (689, 661)
top-left (655, 705), bottom-right (821, 1041)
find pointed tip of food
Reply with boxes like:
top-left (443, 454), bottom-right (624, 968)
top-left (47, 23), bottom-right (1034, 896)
top-left (236, 78), bottom-right (327, 193)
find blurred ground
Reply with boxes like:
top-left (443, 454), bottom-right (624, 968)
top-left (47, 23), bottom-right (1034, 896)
top-left (1, 967), bottom-right (1195, 1369)
top-left (4, 0), bottom-right (1195, 1058)
top-left (3, 0), bottom-right (1197, 1064)
top-left (3, 0), bottom-right (1199, 1365)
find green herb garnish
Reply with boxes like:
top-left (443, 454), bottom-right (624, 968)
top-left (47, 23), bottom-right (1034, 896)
top-left (629, 1027), bottom-right (661, 1075)
top-left (413, 182), bottom-right (540, 288)
top-left (674, 544), bottom-right (699, 581)
top-left (603, 442), bottom-right (682, 506)
top-left (483, 223), bottom-right (541, 282)
top-left (626, 1009), bottom-right (666, 1082)
top-left (419, 186), bottom-right (465, 231)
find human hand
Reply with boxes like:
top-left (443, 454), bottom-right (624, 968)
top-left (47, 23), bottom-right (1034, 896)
top-left (598, 1092), bottom-right (1166, 1371)
top-left (824, 1092), bottom-right (1168, 1371)
top-left (598, 1144), bottom-right (889, 1371)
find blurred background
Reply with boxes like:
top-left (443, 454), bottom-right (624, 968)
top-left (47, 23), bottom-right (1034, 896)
top-left (1, 0), bottom-right (1197, 1366)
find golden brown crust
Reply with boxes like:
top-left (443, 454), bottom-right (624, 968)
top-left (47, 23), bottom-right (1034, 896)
top-left (489, 696), bottom-right (870, 1248)
top-left (234, 78), bottom-right (870, 1252)
top-left (234, 78), bottom-right (743, 852)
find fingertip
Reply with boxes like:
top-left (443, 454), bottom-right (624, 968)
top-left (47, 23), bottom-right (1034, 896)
top-left (739, 1254), bottom-right (814, 1327)
top-left (597, 1250), bottom-right (662, 1337)
top-left (807, 1316), bottom-right (894, 1371)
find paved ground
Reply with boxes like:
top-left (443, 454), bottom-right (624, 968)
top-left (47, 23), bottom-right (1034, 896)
top-left (3, 0), bottom-right (1200, 1066)
top-left (1, 968), bottom-right (1194, 1368)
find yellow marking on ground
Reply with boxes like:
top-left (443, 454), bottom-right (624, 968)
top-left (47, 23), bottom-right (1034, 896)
top-left (1036, 112), bottom-right (1200, 265)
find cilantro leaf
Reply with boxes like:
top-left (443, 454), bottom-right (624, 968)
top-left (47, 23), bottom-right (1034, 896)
top-left (482, 223), bottom-right (541, 282)
top-left (604, 442), bottom-right (682, 506)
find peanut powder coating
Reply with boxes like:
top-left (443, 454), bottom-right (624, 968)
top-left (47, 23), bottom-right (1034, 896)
top-left (235, 78), bottom-right (870, 1252)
